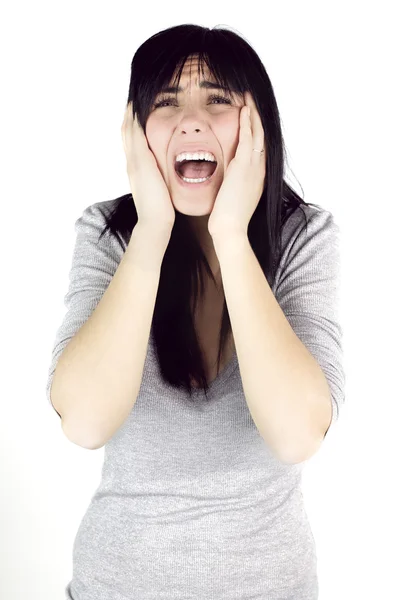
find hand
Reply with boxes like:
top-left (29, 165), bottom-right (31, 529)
top-left (121, 101), bottom-right (176, 233)
top-left (207, 92), bottom-right (266, 239)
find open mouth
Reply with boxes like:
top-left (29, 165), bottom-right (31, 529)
top-left (174, 159), bottom-right (218, 184)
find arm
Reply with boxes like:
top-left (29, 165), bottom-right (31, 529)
top-left (212, 230), bottom-right (334, 465)
top-left (51, 223), bottom-right (171, 449)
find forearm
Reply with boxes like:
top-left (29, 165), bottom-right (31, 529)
top-left (212, 232), bottom-right (332, 464)
top-left (53, 223), bottom-right (171, 449)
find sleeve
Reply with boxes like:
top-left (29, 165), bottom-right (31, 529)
top-left (273, 207), bottom-right (346, 440)
top-left (46, 202), bottom-right (124, 419)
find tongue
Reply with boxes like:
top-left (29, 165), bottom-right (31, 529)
top-left (179, 160), bottom-right (216, 179)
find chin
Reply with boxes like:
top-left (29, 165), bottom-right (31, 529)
top-left (172, 197), bottom-right (215, 217)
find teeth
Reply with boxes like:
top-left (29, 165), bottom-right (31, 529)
top-left (175, 151), bottom-right (216, 163)
top-left (182, 176), bottom-right (211, 183)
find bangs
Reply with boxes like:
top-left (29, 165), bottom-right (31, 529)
top-left (167, 51), bottom-right (244, 104)
top-left (133, 30), bottom-right (251, 123)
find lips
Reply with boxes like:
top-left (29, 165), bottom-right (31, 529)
top-left (170, 146), bottom-right (219, 187)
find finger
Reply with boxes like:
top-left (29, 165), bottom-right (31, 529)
top-left (245, 93), bottom-right (265, 154)
top-left (130, 104), bottom-right (143, 132)
top-left (121, 102), bottom-right (131, 133)
top-left (235, 104), bottom-right (252, 160)
top-left (121, 103), bottom-right (135, 151)
top-left (123, 102), bottom-right (135, 128)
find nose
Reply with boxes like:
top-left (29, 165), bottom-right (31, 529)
top-left (177, 104), bottom-right (210, 133)
top-left (180, 128), bottom-right (201, 134)
top-left (178, 113), bottom-right (206, 134)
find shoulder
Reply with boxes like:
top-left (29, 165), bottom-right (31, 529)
top-left (272, 203), bottom-right (341, 292)
top-left (280, 203), bottom-right (340, 254)
top-left (79, 198), bottom-right (122, 221)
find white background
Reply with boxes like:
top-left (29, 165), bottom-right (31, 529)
top-left (1, 1), bottom-right (399, 599)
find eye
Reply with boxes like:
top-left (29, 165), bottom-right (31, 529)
top-left (153, 94), bottom-right (233, 109)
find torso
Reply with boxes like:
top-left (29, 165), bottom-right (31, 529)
top-left (190, 274), bottom-right (235, 388)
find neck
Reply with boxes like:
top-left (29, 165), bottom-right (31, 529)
top-left (186, 214), bottom-right (221, 279)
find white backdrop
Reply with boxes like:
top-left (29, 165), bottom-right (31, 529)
top-left (1, 1), bottom-right (399, 599)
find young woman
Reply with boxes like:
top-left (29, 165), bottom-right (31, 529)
top-left (47, 23), bottom-right (345, 600)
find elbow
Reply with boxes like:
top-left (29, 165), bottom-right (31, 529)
top-left (277, 395), bottom-right (332, 465)
top-left (277, 442), bottom-right (321, 465)
top-left (273, 433), bottom-right (324, 466)
top-left (61, 418), bottom-right (105, 450)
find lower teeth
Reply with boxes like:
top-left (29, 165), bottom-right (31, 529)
top-left (182, 175), bottom-right (211, 183)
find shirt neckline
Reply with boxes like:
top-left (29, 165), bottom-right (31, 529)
top-left (189, 347), bottom-right (239, 398)
top-left (149, 331), bottom-right (239, 399)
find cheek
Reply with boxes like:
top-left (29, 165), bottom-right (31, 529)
top-left (144, 121), bottom-right (169, 159)
top-left (221, 134), bottom-right (240, 165)
top-left (215, 119), bottom-right (240, 161)
top-left (143, 119), bottom-right (158, 150)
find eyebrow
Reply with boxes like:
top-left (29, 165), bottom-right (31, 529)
top-left (159, 80), bottom-right (235, 94)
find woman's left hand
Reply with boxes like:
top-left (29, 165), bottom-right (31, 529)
top-left (207, 91), bottom-right (267, 239)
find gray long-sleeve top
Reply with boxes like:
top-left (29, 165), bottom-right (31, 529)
top-left (46, 199), bottom-right (345, 600)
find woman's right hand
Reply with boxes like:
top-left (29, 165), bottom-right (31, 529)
top-left (121, 101), bottom-right (176, 233)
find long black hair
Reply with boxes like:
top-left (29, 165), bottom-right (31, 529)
top-left (98, 24), bottom-right (321, 400)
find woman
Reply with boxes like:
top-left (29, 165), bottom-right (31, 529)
top-left (47, 23), bottom-right (345, 600)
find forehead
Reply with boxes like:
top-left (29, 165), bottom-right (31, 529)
top-left (177, 54), bottom-right (209, 72)
top-left (171, 54), bottom-right (213, 87)
top-left (162, 54), bottom-right (239, 97)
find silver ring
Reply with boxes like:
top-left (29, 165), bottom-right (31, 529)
top-left (252, 148), bottom-right (264, 153)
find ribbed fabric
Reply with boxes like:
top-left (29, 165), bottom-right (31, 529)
top-left (46, 199), bottom-right (345, 600)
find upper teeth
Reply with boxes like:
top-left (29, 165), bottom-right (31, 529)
top-left (175, 151), bottom-right (216, 163)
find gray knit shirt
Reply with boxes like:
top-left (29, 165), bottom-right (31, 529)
top-left (46, 199), bottom-right (345, 600)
